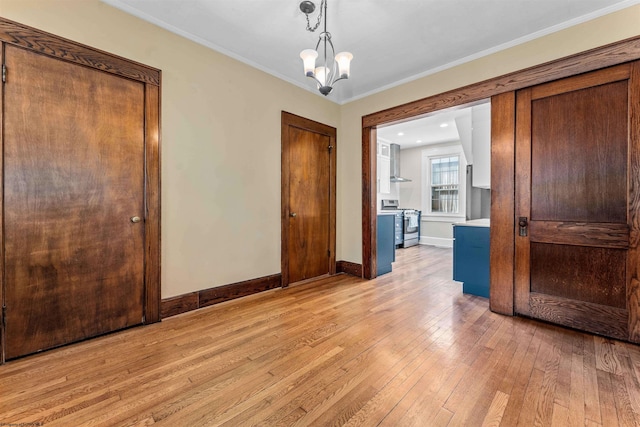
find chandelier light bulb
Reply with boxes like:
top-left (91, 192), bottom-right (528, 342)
top-left (300, 49), bottom-right (318, 76)
top-left (335, 52), bottom-right (353, 79)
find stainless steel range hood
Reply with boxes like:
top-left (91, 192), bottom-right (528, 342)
top-left (390, 143), bottom-right (411, 182)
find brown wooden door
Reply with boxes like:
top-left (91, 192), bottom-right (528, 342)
top-left (3, 45), bottom-right (146, 359)
top-left (281, 112), bottom-right (336, 286)
top-left (514, 62), bottom-right (640, 342)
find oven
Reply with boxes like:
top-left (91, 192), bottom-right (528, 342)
top-left (402, 209), bottom-right (421, 248)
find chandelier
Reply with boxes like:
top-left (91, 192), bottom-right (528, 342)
top-left (299, 0), bottom-right (353, 96)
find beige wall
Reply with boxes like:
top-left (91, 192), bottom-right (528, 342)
top-left (3, 1), bottom-right (640, 297)
top-left (1, 0), bottom-right (340, 298)
top-left (338, 4), bottom-right (640, 264)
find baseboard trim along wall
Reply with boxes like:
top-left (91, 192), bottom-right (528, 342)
top-left (160, 273), bottom-right (282, 318)
top-left (336, 260), bottom-right (363, 277)
top-left (161, 260), bottom-right (364, 319)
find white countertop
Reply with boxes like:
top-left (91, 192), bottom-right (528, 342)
top-left (454, 218), bottom-right (490, 227)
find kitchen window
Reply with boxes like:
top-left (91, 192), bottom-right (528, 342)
top-left (430, 156), bottom-right (459, 213)
top-left (422, 144), bottom-right (466, 219)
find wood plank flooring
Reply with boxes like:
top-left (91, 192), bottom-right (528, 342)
top-left (2, 245), bottom-right (640, 426)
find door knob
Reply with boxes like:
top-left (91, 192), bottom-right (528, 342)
top-left (290, 212), bottom-right (297, 217)
top-left (518, 216), bottom-right (528, 236)
top-left (130, 216), bottom-right (142, 223)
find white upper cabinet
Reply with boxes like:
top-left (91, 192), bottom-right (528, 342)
top-left (471, 103), bottom-right (491, 189)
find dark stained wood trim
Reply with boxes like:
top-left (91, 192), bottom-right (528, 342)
top-left (529, 293), bottom-right (628, 341)
top-left (362, 126), bottom-right (377, 279)
top-left (160, 292), bottom-right (199, 319)
top-left (530, 222), bottom-right (629, 249)
top-left (0, 44), bottom-right (4, 364)
top-left (514, 88), bottom-right (533, 317)
top-left (0, 18), bottom-right (160, 86)
top-left (144, 83), bottom-right (161, 324)
top-left (362, 35), bottom-right (640, 127)
top-left (362, 35), bottom-right (640, 319)
top-left (628, 61), bottom-right (640, 342)
top-left (161, 274), bottom-right (283, 318)
top-left (281, 111), bottom-right (337, 287)
top-left (489, 92), bottom-right (515, 316)
top-left (336, 260), bottom-right (363, 278)
top-left (199, 274), bottom-right (282, 307)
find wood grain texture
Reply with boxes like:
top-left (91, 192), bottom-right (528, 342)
top-left (362, 36), bottom-right (640, 128)
top-left (514, 87), bottom-right (533, 317)
top-left (489, 91), bottom-right (516, 316)
top-left (144, 84), bottom-right (161, 324)
top-left (530, 80), bottom-right (627, 224)
top-left (0, 17), bottom-right (160, 85)
top-left (281, 112), bottom-right (336, 287)
top-left (160, 274), bottom-right (282, 319)
top-left (160, 293), bottom-right (199, 319)
top-left (2, 246), bottom-right (640, 426)
top-left (515, 64), bottom-right (637, 343)
top-left (628, 61), bottom-right (640, 342)
top-left (199, 274), bottom-right (281, 307)
top-left (529, 293), bottom-right (628, 340)
top-left (530, 221), bottom-right (629, 249)
top-left (337, 260), bottom-right (363, 278)
top-left (530, 243), bottom-right (626, 309)
top-left (0, 19), bottom-right (162, 361)
top-left (362, 126), bottom-right (376, 280)
top-left (4, 45), bottom-right (146, 360)
top-left (0, 43), bottom-right (4, 363)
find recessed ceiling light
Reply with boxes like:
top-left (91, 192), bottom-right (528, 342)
top-left (397, 132), bottom-right (404, 136)
top-left (416, 140), bottom-right (422, 143)
top-left (440, 123), bottom-right (449, 128)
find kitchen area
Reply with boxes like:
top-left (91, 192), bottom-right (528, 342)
top-left (376, 100), bottom-right (491, 297)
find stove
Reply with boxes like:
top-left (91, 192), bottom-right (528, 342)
top-left (380, 199), bottom-right (421, 248)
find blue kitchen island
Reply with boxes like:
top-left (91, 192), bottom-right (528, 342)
top-left (453, 219), bottom-right (490, 298)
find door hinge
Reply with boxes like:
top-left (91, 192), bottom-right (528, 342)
top-left (328, 249), bottom-right (331, 257)
top-left (2, 64), bottom-right (6, 83)
top-left (1, 306), bottom-right (6, 329)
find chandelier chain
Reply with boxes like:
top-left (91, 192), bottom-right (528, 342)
top-left (304, 0), bottom-right (325, 32)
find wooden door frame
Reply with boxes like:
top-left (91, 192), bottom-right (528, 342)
top-left (281, 111), bottom-right (337, 287)
top-left (0, 18), bottom-right (161, 362)
top-left (361, 35), bottom-right (640, 314)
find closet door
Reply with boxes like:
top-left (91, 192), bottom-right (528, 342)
top-left (3, 45), bottom-right (146, 359)
top-left (514, 62), bottom-right (640, 341)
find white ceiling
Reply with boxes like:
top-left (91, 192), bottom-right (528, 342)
top-left (103, 0), bottom-right (639, 104)
top-left (377, 102), bottom-right (483, 149)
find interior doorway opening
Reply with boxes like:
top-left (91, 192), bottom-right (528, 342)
top-left (372, 100), bottom-right (491, 297)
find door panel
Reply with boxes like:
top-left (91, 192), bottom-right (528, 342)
top-left (281, 112), bottom-right (336, 287)
top-left (515, 62), bottom-right (638, 341)
top-left (530, 81), bottom-right (627, 223)
top-left (288, 127), bottom-right (331, 283)
top-left (4, 46), bottom-right (145, 359)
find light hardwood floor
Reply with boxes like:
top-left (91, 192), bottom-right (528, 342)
top-left (2, 245), bottom-right (640, 426)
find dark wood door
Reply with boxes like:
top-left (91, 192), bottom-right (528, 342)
top-left (3, 45), bottom-right (146, 359)
top-left (514, 62), bottom-right (640, 341)
top-left (281, 112), bottom-right (336, 286)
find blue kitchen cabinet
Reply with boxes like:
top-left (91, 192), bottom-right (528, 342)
top-left (453, 221), bottom-right (490, 298)
top-left (377, 214), bottom-right (395, 276)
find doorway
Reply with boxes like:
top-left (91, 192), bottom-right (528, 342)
top-left (360, 35), bottom-right (640, 342)
top-left (375, 102), bottom-right (491, 254)
top-left (281, 112), bottom-right (336, 286)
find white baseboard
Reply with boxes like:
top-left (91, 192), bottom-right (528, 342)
top-left (420, 236), bottom-right (453, 248)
